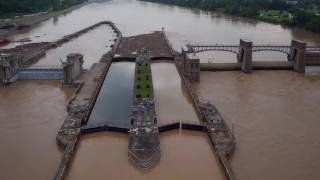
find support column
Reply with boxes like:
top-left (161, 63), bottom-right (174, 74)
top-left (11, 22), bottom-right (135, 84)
top-left (181, 46), bottom-right (189, 77)
top-left (184, 53), bottom-right (200, 82)
top-left (0, 54), bottom-right (21, 84)
top-left (62, 53), bottom-right (84, 84)
top-left (290, 40), bottom-right (306, 73)
top-left (180, 47), bottom-right (189, 79)
top-left (239, 39), bottom-right (253, 73)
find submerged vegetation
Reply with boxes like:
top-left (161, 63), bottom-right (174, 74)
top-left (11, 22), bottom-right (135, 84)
top-left (143, 0), bottom-right (320, 33)
top-left (0, 0), bottom-right (86, 18)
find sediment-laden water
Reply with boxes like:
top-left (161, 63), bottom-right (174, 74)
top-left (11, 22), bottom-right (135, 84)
top-left (66, 130), bottom-right (225, 180)
top-left (0, 81), bottom-right (74, 180)
top-left (1, 0), bottom-right (320, 179)
top-left (193, 71), bottom-right (320, 180)
top-left (3, 0), bottom-right (320, 62)
top-left (32, 25), bottom-right (115, 69)
top-left (151, 62), bottom-right (199, 124)
top-left (86, 62), bottom-right (135, 128)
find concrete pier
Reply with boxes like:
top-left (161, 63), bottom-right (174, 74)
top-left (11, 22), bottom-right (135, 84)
top-left (290, 40), bottom-right (306, 73)
top-left (0, 54), bottom-right (22, 84)
top-left (128, 49), bottom-right (160, 169)
top-left (239, 39), bottom-right (253, 73)
top-left (61, 53), bottom-right (84, 84)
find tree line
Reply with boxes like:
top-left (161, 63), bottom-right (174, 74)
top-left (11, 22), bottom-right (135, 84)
top-left (144, 0), bottom-right (320, 33)
top-left (0, 0), bottom-right (86, 17)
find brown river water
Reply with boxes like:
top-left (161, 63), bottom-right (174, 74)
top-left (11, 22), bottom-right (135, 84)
top-left (0, 81), bottom-right (74, 179)
top-left (32, 24), bottom-right (115, 69)
top-left (193, 71), bottom-right (320, 180)
top-left (66, 130), bottom-right (225, 180)
top-left (1, 0), bottom-right (320, 179)
top-left (152, 62), bottom-right (199, 124)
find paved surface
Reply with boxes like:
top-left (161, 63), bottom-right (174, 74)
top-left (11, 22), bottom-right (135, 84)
top-left (115, 32), bottom-right (173, 58)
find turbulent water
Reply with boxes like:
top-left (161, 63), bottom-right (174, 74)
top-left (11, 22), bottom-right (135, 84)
top-left (1, 0), bottom-right (320, 179)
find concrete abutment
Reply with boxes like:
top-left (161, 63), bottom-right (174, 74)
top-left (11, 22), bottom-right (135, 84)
top-left (290, 40), bottom-right (307, 73)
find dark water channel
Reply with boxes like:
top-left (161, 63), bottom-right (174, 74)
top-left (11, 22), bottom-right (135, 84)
top-left (85, 62), bottom-right (135, 129)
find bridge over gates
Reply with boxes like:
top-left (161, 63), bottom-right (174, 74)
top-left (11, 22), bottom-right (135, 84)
top-left (185, 39), bottom-right (320, 73)
top-left (17, 66), bottom-right (64, 80)
top-left (187, 45), bottom-right (295, 55)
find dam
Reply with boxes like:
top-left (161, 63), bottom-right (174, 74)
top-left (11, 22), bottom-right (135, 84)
top-left (1, 1), bottom-right (320, 180)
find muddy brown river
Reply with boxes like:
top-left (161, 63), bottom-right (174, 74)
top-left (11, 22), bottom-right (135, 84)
top-left (152, 62), bottom-right (199, 124)
top-left (66, 130), bottom-right (225, 180)
top-left (0, 81), bottom-right (74, 179)
top-left (1, 0), bottom-right (320, 179)
top-left (32, 24), bottom-right (115, 69)
top-left (193, 71), bottom-right (320, 180)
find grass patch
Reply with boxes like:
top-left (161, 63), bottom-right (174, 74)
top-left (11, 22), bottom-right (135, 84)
top-left (136, 63), bottom-right (151, 98)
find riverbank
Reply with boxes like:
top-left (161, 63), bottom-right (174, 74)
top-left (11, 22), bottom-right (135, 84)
top-left (140, 0), bottom-right (320, 34)
top-left (0, 2), bottom-right (89, 37)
